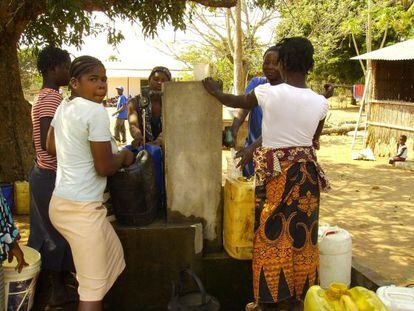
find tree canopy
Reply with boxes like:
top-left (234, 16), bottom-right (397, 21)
top-left (278, 0), bottom-right (413, 84)
top-left (13, 0), bottom-right (236, 49)
top-left (271, 0), bottom-right (414, 84)
top-left (172, 0), bottom-right (278, 92)
top-left (0, 0), bottom-right (238, 181)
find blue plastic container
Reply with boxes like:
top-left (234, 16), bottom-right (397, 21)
top-left (0, 182), bottom-right (14, 212)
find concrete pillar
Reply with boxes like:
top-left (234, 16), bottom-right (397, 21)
top-left (163, 81), bottom-right (223, 251)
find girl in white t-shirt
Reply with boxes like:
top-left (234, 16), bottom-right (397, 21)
top-left (46, 56), bottom-right (134, 311)
top-left (203, 37), bottom-right (330, 310)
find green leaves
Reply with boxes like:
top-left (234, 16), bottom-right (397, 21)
top-left (17, 48), bottom-right (42, 95)
top-left (175, 0), bottom-right (274, 92)
top-left (19, 0), bottom-right (190, 48)
top-left (275, 0), bottom-right (414, 84)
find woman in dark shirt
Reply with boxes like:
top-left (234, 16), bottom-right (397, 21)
top-left (127, 66), bottom-right (172, 147)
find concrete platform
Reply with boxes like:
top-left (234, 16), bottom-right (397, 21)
top-left (351, 260), bottom-right (389, 291)
top-left (194, 253), bottom-right (253, 310)
top-left (395, 160), bottom-right (414, 171)
top-left (13, 214), bottom-right (401, 310)
top-left (105, 221), bottom-right (203, 310)
top-left (105, 221), bottom-right (253, 310)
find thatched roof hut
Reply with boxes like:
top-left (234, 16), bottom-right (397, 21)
top-left (353, 39), bottom-right (414, 159)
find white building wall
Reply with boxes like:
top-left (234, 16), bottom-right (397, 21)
top-left (107, 77), bottom-right (142, 98)
top-left (128, 78), bottom-right (141, 97)
top-left (108, 77), bottom-right (128, 98)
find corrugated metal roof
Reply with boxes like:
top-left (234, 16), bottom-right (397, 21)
top-left (351, 39), bottom-right (414, 61)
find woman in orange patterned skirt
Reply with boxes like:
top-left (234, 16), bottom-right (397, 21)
top-left (203, 37), bottom-right (331, 310)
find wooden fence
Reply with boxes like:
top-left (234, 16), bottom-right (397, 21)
top-left (366, 100), bottom-right (414, 158)
top-left (366, 61), bottom-right (414, 159)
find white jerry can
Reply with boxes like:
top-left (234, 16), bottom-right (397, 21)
top-left (376, 285), bottom-right (414, 311)
top-left (318, 225), bottom-right (352, 289)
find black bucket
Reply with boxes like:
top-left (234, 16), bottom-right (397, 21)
top-left (108, 149), bottom-right (159, 226)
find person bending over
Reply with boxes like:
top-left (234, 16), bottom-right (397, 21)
top-left (47, 56), bottom-right (134, 311)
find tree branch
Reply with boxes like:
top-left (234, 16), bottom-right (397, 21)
top-left (228, 7), bottom-right (235, 24)
top-left (189, 0), bottom-right (237, 8)
top-left (194, 9), bottom-right (227, 42)
top-left (4, 0), bottom-right (46, 42)
top-left (351, 33), bottom-right (366, 75)
top-left (250, 11), bottom-right (277, 38)
top-left (188, 21), bottom-right (224, 52)
top-left (226, 9), bottom-right (235, 55)
top-left (153, 40), bottom-right (193, 68)
top-left (242, 0), bottom-right (251, 38)
top-left (380, 27), bottom-right (388, 49)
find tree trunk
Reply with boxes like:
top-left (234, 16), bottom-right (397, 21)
top-left (366, 0), bottom-right (372, 71)
top-left (0, 35), bottom-right (34, 182)
top-left (322, 125), bottom-right (364, 135)
top-left (233, 0), bottom-right (245, 95)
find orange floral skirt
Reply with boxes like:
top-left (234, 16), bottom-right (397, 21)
top-left (253, 158), bottom-right (321, 304)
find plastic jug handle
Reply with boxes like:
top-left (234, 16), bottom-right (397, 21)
top-left (319, 226), bottom-right (340, 241)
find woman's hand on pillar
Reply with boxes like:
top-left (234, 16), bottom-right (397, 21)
top-left (202, 77), bottom-right (223, 97)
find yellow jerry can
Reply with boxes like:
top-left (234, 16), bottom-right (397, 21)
top-left (14, 181), bottom-right (30, 215)
top-left (304, 283), bottom-right (389, 311)
top-left (223, 177), bottom-right (255, 260)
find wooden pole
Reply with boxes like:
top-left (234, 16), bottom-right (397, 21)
top-left (366, 0), bottom-right (372, 71)
top-left (322, 125), bottom-right (364, 135)
top-left (233, 0), bottom-right (244, 95)
top-left (354, 0), bottom-right (373, 150)
top-left (369, 99), bottom-right (414, 107)
top-left (351, 69), bottom-right (372, 151)
top-left (366, 122), bottom-right (414, 133)
top-left (362, 63), bottom-right (373, 147)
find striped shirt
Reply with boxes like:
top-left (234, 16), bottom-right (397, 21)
top-left (31, 88), bottom-right (62, 171)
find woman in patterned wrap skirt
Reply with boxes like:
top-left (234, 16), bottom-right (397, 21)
top-left (203, 37), bottom-right (331, 310)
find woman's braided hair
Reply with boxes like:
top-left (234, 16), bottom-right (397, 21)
top-left (70, 55), bottom-right (104, 79)
top-left (278, 37), bottom-right (314, 74)
top-left (263, 43), bottom-right (282, 58)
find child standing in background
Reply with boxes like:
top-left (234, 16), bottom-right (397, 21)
top-left (46, 56), bottom-right (134, 311)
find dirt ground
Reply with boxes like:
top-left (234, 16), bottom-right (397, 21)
top-left (318, 135), bottom-right (414, 286)
top-left (15, 105), bottom-right (414, 290)
top-left (320, 106), bottom-right (413, 286)
top-left (224, 106), bottom-right (414, 286)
